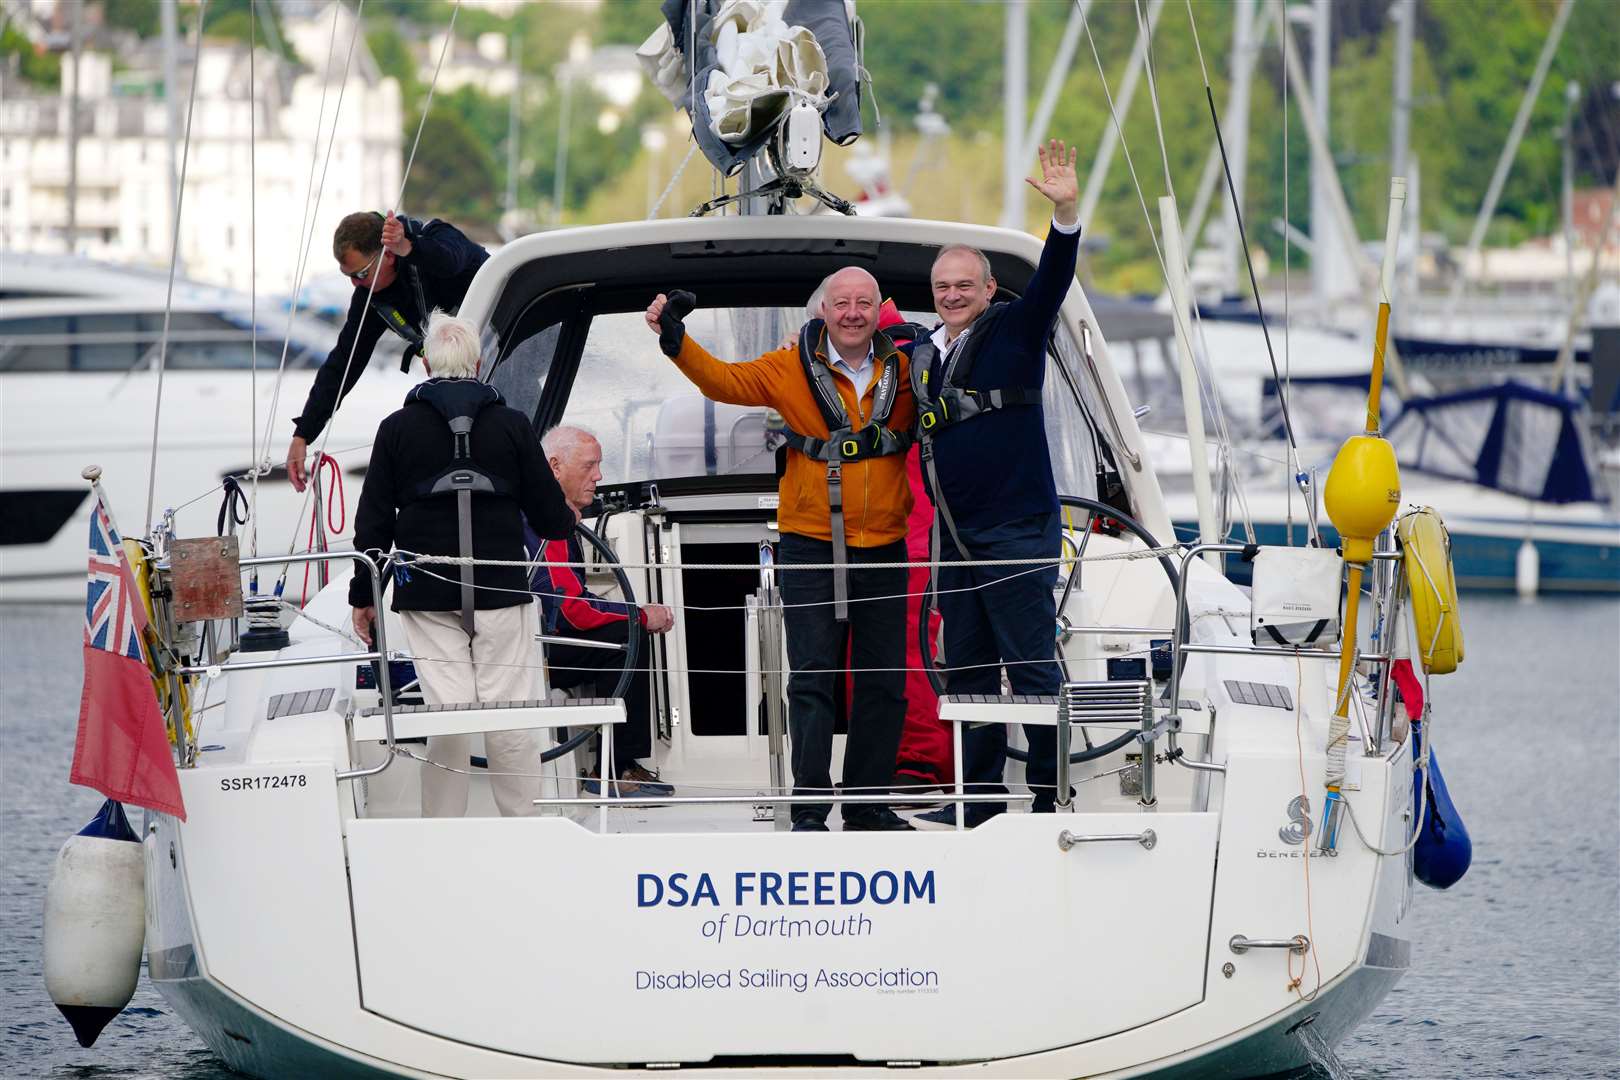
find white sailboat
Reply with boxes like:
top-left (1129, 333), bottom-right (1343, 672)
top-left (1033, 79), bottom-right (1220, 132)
top-left (123, 211), bottom-right (1434, 1078)
top-left (42, 3), bottom-right (1478, 1076)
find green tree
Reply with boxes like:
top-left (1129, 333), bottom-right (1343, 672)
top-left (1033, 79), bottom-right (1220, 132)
top-left (408, 107), bottom-right (501, 229)
top-left (1, 24), bottom-right (61, 87)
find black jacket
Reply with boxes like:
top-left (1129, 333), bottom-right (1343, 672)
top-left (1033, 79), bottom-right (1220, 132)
top-left (293, 216), bottom-right (489, 442)
top-left (348, 379), bottom-right (575, 612)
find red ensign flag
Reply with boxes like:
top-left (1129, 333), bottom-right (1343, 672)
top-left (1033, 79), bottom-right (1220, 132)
top-left (70, 495), bottom-right (186, 820)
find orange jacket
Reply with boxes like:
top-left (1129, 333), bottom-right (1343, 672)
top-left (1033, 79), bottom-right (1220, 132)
top-left (671, 329), bottom-right (915, 547)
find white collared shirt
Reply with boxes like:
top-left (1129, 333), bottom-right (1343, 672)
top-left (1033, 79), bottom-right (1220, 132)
top-left (829, 341), bottom-right (876, 403)
top-left (931, 215), bottom-right (1080, 360)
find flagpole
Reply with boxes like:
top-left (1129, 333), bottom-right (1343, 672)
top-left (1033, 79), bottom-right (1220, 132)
top-left (80, 465), bottom-right (125, 540)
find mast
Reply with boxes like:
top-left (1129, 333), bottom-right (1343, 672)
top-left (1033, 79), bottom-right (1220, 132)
top-left (1000, 0), bottom-right (1028, 229)
top-left (1219, 0), bottom-right (1256, 298)
top-left (65, 0), bottom-right (82, 252)
top-left (161, 0), bottom-right (182, 271)
top-left (1076, 0), bottom-right (1165, 232)
top-left (1275, 0), bottom-right (1412, 396)
top-left (1304, 0), bottom-right (1352, 306)
top-left (1021, 0), bottom-right (1091, 167)
top-left (1390, 0), bottom-right (1415, 300)
top-left (503, 34), bottom-right (520, 240)
top-left (1443, 0), bottom-right (1574, 319)
top-left (1561, 80), bottom-right (1581, 310)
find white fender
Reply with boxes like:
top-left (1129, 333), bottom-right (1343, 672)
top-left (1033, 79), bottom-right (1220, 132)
top-left (1515, 538), bottom-right (1540, 598)
top-left (44, 810), bottom-right (146, 1047)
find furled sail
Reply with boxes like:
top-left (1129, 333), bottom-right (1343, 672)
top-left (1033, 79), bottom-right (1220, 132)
top-left (640, 0), bottom-right (864, 175)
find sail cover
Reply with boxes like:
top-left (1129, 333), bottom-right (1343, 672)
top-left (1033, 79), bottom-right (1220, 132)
top-left (1384, 381), bottom-right (1604, 504)
top-left (648, 0), bottom-right (863, 174)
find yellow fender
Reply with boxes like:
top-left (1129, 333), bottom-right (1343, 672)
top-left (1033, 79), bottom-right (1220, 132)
top-left (1397, 508), bottom-right (1465, 675)
top-left (122, 539), bottom-right (193, 742)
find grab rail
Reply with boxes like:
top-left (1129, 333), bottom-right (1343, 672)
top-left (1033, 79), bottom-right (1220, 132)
top-left (170, 550), bottom-right (395, 783)
top-left (1150, 543), bottom-right (1404, 809)
top-left (1058, 828), bottom-right (1156, 851)
top-left (1229, 934), bottom-right (1310, 956)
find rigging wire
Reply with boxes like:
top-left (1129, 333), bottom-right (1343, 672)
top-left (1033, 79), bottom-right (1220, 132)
top-left (1186, 0), bottom-right (1305, 490)
top-left (282, 0), bottom-right (466, 586)
top-left (1283, 5), bottom-right (1294, 545)
top-left (1073, 0), bottom-right (1250, 541)
top-left (251, 0), bottom-right (353, 543)
top-left (143, 0), bottom-right (210, 535)
top-left (248, 3), bottom-right (259, 578)
top-left (1133, 0), bottom-right (1253, 542)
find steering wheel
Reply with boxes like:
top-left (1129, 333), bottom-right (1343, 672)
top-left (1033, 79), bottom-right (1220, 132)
top-left (918, 493), bottom-right (1182, 765)
top-left (534, 520), bottom-right (645, 764)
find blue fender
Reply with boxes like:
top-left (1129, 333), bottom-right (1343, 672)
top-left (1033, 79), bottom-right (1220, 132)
top-left (1411, 720), bottom-right (1472, 889)
top-left (78, 799), bottom-right (139, 843)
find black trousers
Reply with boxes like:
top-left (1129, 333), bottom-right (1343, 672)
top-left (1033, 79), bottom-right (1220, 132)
top-left (546, 620), bottom-right (651, 768)
top-left (778, 534), bottom-right (908, 826)
top-left (938, 511), bottom-right (1064, 817)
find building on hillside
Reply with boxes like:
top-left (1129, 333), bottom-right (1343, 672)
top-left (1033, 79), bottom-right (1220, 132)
top-left (0, 1), bottom-right (401, 292)
top-left (419, 30), bottom-right (518, 97)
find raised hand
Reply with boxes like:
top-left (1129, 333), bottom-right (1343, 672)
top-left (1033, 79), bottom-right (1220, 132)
top-left (1025, 139), bottom-right (1079, 225)
top-left (644, 293), bottom-right (668, 334)
top-left (646, 290), bottom-right (696, 357)
top-left (381, 211), bottom-right (412, 257)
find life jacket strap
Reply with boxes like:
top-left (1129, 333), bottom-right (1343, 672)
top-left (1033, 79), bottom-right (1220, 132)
top-left (916, 385), bottom-right (1042, 433)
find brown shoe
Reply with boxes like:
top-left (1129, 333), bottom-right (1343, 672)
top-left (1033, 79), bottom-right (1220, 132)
top-left (620, 763), bottom-right (673, 796)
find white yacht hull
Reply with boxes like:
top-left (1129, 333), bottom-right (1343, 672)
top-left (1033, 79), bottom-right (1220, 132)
top-left (142, 632), bottom-right (1416, 1078)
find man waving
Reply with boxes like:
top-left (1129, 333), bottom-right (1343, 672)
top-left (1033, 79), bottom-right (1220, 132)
top-left (910, 140), bottom-right (1083, 828)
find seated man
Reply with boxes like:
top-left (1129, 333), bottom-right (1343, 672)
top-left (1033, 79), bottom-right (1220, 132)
top-left (530, 425), bottom-right (674, 797)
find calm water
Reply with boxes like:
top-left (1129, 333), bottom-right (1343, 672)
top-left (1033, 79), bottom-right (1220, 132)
top-left (3, 597), bottom-right (1617, 1078)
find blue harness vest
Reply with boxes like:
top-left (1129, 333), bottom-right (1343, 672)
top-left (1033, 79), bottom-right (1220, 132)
top-left (908, 304), bottom-right (1043, 556)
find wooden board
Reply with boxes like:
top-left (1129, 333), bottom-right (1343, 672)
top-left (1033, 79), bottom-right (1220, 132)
top-left (170, 536), bottom-right (244, 622)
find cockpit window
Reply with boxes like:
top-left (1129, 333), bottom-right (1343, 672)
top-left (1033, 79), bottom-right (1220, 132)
top-left (557, 306), bottom-right (807, 485)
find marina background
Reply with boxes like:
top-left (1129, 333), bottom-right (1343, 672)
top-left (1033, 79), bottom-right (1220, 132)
top-left (3, 597), bottom-right (1617, 1078)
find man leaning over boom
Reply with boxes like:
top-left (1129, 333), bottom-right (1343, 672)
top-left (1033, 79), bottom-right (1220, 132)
top-left (643, 271), bottom-right (916, 832)
top-left (910, 140), bottom-right (1084, 829)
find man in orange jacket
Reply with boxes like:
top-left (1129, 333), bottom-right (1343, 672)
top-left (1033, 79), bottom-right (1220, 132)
top-left (644, 270), bottom-right (916, 831)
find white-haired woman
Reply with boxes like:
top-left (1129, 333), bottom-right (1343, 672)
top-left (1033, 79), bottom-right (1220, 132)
top-left (350, 310), bottom-right (575, 818)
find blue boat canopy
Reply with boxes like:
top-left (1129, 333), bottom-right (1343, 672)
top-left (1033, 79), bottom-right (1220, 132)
top-left (1384, 381), bottom-right (1605, 505)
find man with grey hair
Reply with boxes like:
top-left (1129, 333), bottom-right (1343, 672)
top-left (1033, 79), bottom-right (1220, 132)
top-left (530, 424), bottom-right (675, 797)
top-left (350, 311), bottom-right (575, 818)
top-left (643, 270), bottom-right (917, 831)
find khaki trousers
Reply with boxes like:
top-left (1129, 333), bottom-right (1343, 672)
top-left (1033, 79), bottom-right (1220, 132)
top-left (399, 604), bottom-right (544, 818)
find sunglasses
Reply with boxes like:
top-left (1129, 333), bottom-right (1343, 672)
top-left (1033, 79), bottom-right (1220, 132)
top-left (344, 252), bottom-right (384, 281)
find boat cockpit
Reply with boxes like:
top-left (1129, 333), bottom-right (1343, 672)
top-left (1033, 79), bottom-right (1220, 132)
top-left (242, 218), bottom-right (1215, 830)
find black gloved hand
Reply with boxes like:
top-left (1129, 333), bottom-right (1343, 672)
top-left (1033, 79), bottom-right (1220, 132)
top-left (659, 290), bottom-right (697, 358)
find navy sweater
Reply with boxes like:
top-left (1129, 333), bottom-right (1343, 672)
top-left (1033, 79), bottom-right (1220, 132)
top-left (922, 224), bottom-right (1079, 531)
top-left (348, 380), bottom-right (574, 612)
top-left (293, 217), bottom-right (489, 442)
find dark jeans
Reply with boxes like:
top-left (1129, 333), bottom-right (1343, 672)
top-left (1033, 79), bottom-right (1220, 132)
top-left (938, 511), bottom-right (1063, 817)
top-left (547, 620), bottom-right (652, 770)
top-left (778, 534), bottom-right (907, 827)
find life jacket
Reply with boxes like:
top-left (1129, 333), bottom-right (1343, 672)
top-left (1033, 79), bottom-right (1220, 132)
top-left (908, 303), bottom-right (1042, 556)
top-left (407, 378), bottom-right (508, 638)
top-left (777, 319), bottom-right (911, 621)
top-left (909, 303), bottom-right (1044, 436)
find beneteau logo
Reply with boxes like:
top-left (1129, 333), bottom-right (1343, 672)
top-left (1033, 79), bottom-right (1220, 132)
top-left (1279, 796), bottom-right (1312, 845)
